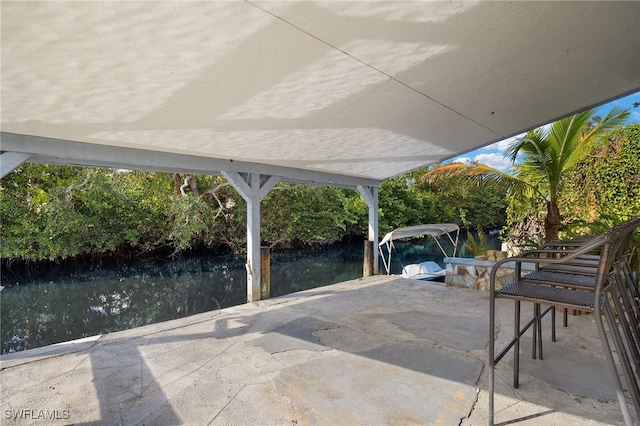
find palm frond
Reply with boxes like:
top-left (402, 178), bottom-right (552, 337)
top-left (583, 106), bottom-right (630, 144)
top-left (422, 161), bottom-right (533, 197)
top-left (545, 117), bottom-right (579, 184)
top-left (507, 107), bottom-right (629, 195)
top-left (560, 107), bottom-right (629, 171)
top-left (505, 129), bottom-right (545, 163)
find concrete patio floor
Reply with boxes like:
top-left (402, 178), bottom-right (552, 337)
top-left (0, 275), bottom-right (633, 425)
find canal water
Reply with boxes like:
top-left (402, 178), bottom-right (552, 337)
top-left (1, 234), bottom-right (499, 354)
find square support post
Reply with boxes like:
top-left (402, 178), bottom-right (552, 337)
top-left (222, 172), bottom-right (279, 302)
top-left (358, 185), bottom-right (379, 275)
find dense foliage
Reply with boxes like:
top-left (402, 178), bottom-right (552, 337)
top-left (424, 108), bottom-right (630, 243)
top-left (504, 124), bottom-right (640, 236)
top-left (1, 167), bottom-right (174, 261)
top-left (503, 124), bottom-right (640, 269)
top-left (0, 165), bottom-right (507, 268)
top-left (561, 125), bottom-right (640, 225)
top-left (560, 125), bottom-right (640, 269)
top-left (3, 123), bottom-right (636, 271)
top-left (507, 107), bottom-right (629, 240)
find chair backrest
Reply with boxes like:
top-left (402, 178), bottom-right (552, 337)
top-left (596, 216), bottom-right (640, 415)
top-left (595, 216), bottom-right (640, 295)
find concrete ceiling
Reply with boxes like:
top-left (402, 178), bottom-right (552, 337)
top-left (2, 1), bottom-right (639, 187)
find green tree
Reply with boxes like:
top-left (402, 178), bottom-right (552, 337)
top-left (560, 124), bottom-right (640, 271)
top-left (412, 167), bottom-right (507, 228)
top-left (422, 107), bottom-right (629, 241)
top-left (562, 124), bottom-right (640, 224)
top-left (1, 166), bottom-right (174, 261)
top-left (261, 184), bottom-right (348, 247)
top-left (378, 175), bottom-right (432, 233)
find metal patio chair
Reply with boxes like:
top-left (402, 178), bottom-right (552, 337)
top-left (488, 216), bottom-right (640, 426)
top-left (529, 228), bottom-right (640, 358)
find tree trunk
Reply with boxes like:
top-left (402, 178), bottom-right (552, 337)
top-left (188, 176), bottom-right (200, 195)
top-left (545, 199), bottom-right (561, 241)
top-left (172, 173), bottom-right (182, 196)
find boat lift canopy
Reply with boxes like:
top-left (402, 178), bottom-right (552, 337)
top-left (379, 224), bottom-right (460, 275)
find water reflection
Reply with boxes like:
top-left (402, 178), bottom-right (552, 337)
top-left (1, 243), bottom-right (363, 354)
top-left (1, 235), bottom-right (497, 354)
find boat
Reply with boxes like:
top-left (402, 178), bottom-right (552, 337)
top-left (378, 223), bottom-right (460, 281)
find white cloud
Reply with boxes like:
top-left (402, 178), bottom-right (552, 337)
top-left (494, 134), bottom-right (524, 151)
top-left (461, 133), bottom-right (523, 161)
top-left (448, 152), bottom-right (512, 172)
top-left (470, 153), bottom-right (512, 172)
top-left (454, 156), bottom-right (473, 164)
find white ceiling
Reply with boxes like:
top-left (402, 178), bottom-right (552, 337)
top-left (2, 1), bottom-right (639, 187)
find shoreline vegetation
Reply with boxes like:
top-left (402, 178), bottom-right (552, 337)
top-left (0, 166), bottom-right (508, 287)
top-left (1, 123), bottom-right (639, 285)
top-left (1, 118), bottom-right (638, 354)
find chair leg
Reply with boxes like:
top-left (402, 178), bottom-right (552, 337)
top-left (536, 304), bottom-right (543, 360)
top-left (514, 300), bottom-right (521, 388)
top-left (489, 285), bottom-right (496, 426)
top-left (551, 306), bottom-right (556, 342)
top-left (612, 275), bottom-right (640, 372)
top-left (532, 303), bottom-right (544, 360)
top-left (607, 301), bottom-right (640, 421)
top-left (614, 265), bottom-right (640, 371)
top-left (532, 303), bottom-right (539, 359)
top-left (596, 297), bottom-right (637, 425)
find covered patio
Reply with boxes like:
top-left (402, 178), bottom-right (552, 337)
top-left (2, 1), bottom-right (639, 302)
top-left (0, 276), bottom-right (627, 425)
top-left (2, 2), bottom-right (639, 424)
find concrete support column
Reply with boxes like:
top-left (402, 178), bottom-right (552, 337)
top-left (222, 172), bottom-right (279, 302)
top-left (358, 185), bottom-right (379, 274)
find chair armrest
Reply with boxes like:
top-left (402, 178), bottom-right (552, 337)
top-left (489, 234), bottom-right (606, 290)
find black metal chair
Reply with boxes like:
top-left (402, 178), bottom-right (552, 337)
top-left (488, 216), bottom-right (640, 425)
top-left (529, 229), bottom-right (640, 358)
top-left (523, 237), bottom-right (602, 358)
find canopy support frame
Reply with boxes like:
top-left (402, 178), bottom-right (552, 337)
top-left (378, 224), bottom-right (460, 275)
top-left (222, 171), bottom-right (280, 302)
top-left (358, 185), bottom-right (379, 275)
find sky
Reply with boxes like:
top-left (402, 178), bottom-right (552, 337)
top-left (451, 91), bottom-right (640, 171)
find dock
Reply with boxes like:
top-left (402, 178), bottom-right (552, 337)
top-left (0, 275), bottom-right (628, 425)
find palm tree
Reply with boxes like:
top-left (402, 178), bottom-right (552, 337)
top-left (423, 107), bottom-right (629, 241)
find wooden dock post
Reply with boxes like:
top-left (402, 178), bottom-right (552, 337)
top-left (363, 240), bottom-right (374, 277)
top-left (260, 246), bottom-right (270, 299)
